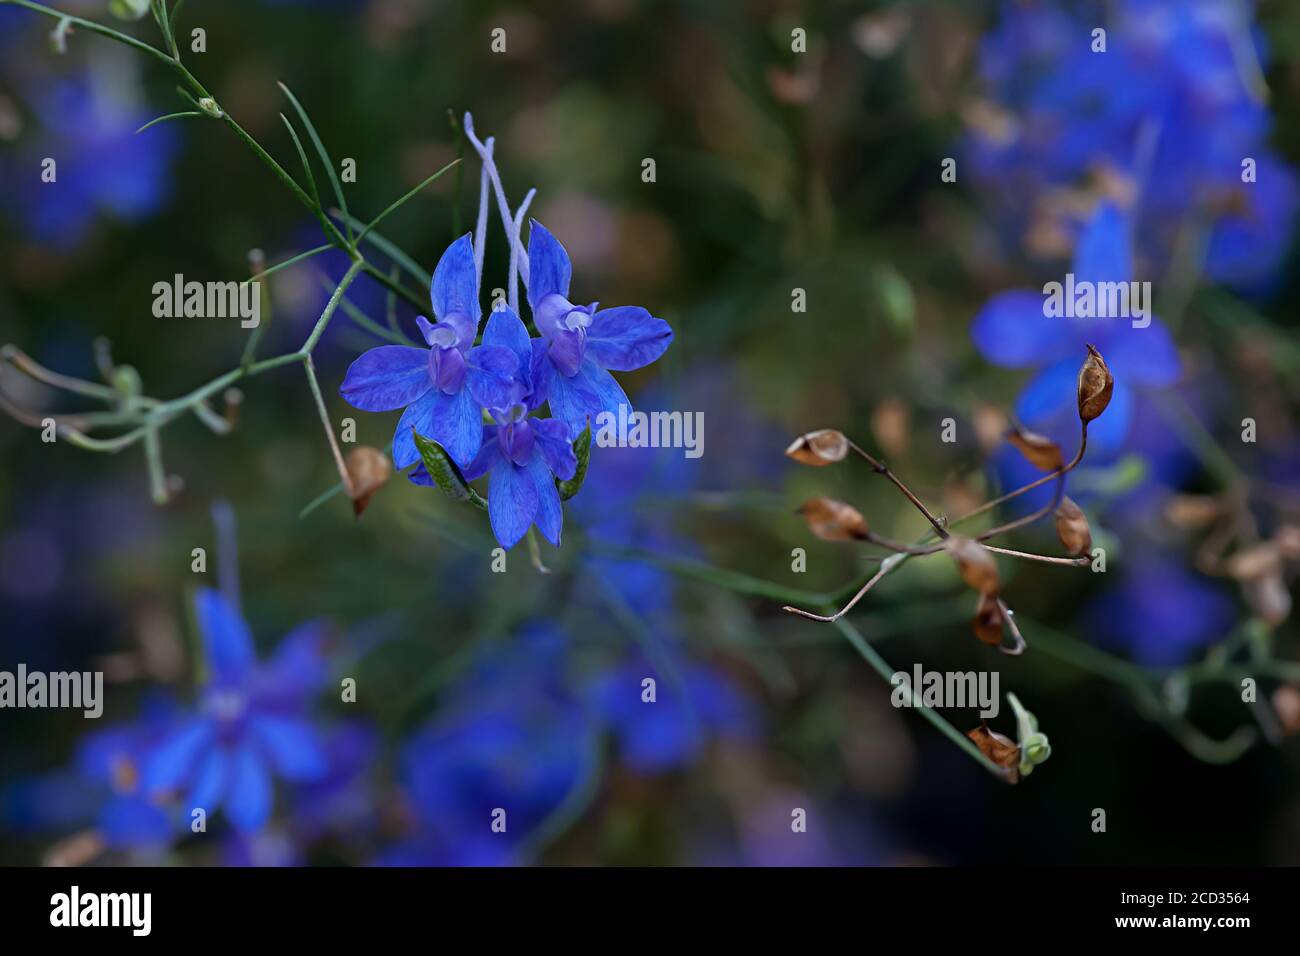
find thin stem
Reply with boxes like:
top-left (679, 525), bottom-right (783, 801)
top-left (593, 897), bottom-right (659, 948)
top-left (974, 424), bottom-right (1087, 542)
top-left (303, 355), bottom-right (353, 497)
top-left (301, 260), bottom-right (365, 354)
top-left (783, 553), bottom-right (906, 622)
top-left (847, 440), bottom-right (948, 538)
top-left (4, 0), bottom-right (176, 67)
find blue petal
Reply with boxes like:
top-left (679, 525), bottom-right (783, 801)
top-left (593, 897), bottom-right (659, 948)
top-left (462, 429), bottom-right (503, 482)
top-left (1072, 201), bottom-right (1132, 284)
top-left (466, 344), bottom-right (520, 409)
top-left (586, 306), bottom-right (674, 371)
top-left (526, 220), bottom-right (571, 310)
top-left (142, 717), bottom-right (215, 795)
top-left (340, 346), bottom-right (433, 412)
top-left (547, 360), bottom-right (630, 438)
top-left (481, 307), bottom-right (533, 373)
top-left (392, 390), bottom-right (439, 470)
top-left (527, 456), bottom-right (564, 546)
top-left (424, 386), bottom-right (485, 468)
top-left (249, 715), bottom-right (328, 782)
top-left (430, 234), bottom-right (479, 326)
top-left (971, 290), bottom-right (1073, 368)
top-left (185, 746), bottom-right (228, 816)
top-left (533, 418), bottom-right (577, 481)
top-left (99, 797), bottom-right (173, 850)
top-left (488, 461), bottom-right (539, 549)
top-left (1098, 318), bottom-right (1182, 388)
top-left (195, 588), bottom-right (255, 684)
top-left (225, 741), bottom-right (273, 833)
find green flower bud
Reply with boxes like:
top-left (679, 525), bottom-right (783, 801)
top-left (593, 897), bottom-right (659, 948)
top-left (108, 0), bottom-right (151, 21)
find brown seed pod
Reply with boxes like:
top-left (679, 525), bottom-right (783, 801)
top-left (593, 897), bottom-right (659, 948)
top-left (1224, 542), bottom-right (1282, 581)
top-left (972, 592), bottom-right (1005, 646)
top-left (784, 429), bottom-right (850, 466)
top-left (944, 535), bottom-right (1000, 595)
top-left (345, 446), bottom-right (392, 517)
top-left (797, 497), bottom-right (870, 541)
top-left (1006, 423), bottom-right (1065, 472)
top-left (1054, 496), bottom-right (1093, 556)
top-left (1077, 343), bottom-right (1114, 423)
top-left (967, 723), bottom-right (1020, 782)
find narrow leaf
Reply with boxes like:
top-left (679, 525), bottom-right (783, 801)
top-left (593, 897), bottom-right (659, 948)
top-left (136, 110), bottom-right (203, 134)
top-left (278, 82), bottom-right (353, 244)
top-left (413, 431), bottom-right (487, 510)
top-left (358, 158), bottom-right (462, 245)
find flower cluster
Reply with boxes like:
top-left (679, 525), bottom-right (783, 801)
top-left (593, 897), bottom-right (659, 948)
top-left (340, 220), bottom-right (672, 549)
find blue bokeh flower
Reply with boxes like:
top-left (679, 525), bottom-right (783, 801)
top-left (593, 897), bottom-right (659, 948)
top-left (140, 589), bottom-right (331, 834)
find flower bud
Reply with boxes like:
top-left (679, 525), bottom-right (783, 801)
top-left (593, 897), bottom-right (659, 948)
top-left (1054, 496), bottom-right (1092, 556)
top-left (797, 497), bottom-right (869, 541)
top-left (784, 429), bottom-right (849, 466)
top-left (1077, 343), bottom-right (1113, 423)
top-left (944, 535), bottom-right (1000, 595)
top-left (198, 97), bottom-right (224, 119)
top-left (345, 446), bottom-right (392, 517)
top-left (108, 0), bottom-right (151, 20)
top-left (1006, 423), bottom-right (1064, 472)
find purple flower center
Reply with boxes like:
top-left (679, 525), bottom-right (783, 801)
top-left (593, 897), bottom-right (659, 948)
top-left (494, 404), bottom-right (535, 465)
top-left (428, 344), bottom-right (467, 394)
top-left (536, 294), bottom-right (596, 377)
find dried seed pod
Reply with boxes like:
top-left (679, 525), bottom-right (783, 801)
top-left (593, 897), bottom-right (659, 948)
top-left (345, 446), bottom-right (392, 517)
top-left (1272, 686), bottom-right (1300, 737)
top-left (1054, 496), bottom-right (1093, 556)
top-left (797, 497), bottom-right (869, 541)
top-left (972, 592), bottom-right (1005, 646)
top-left (1006, 423), bottom-right (1065, 472)
top-left (1224, 542), bottom-right (1282, 581)
top-left (1243, 571), bottom-right (1291, 627)
top-left (1163, 494), bottom-right (1223, 530)
top-left (967, 723), bottom-right (1020, 783)
top-left (944, 535), bottom-right (1000, 595)
top-left (1274, 526), bottom-right (1300, 561)
top-left (1077, 343), bottom-right (1114, 423)
top-left (784, 429), bottom-right (850, 466)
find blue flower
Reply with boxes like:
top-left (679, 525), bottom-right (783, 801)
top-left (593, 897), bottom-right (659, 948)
top-left (140, 589), bottom-right (330, 834)
top-left (1083, 552), bottom-right (1237, 666)
top-left (414, 307), bottom-right (578, 549)
top-left (966, 0), bottom-right (1297, 293)
top-left (527, 220), bottom-right (674, 436)
top-left (339, 234), bottom-right (518, 468)
top-left (586, 659), bottom-right (757, 774)
top-left (972, 202), bottom-right (1181, 461)
top-left (0, 75), bottom-right (179, 249)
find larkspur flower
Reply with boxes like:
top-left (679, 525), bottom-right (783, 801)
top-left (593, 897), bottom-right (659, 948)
top-left (586, 658), bottom-right (757, 775)
top-left (140, 589), bottom-right (331, 834)
top-left (972, 201), bottom-right (1181, 461)
top-left (415, 307), bottom-right (578, 549)
top-left (339, 234), bottom-right (518, 468)
top-left (966, 0), bottom-right (1298, 293)
top-left (527, 220), bottom-right (674, 437)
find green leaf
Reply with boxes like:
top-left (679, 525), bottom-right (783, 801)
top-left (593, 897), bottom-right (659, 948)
top-left (557, 422), bottom-right (592, 500)
top-left (135, 111), bottom-right (203, 135)
top-left (413, 431), bottom-right (487, 510)
top-left (278, 82), bottom-right (354, 245)
top-left (357, 158), bottom-right (461, 245)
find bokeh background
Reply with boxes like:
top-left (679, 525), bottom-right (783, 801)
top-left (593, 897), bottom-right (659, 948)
top-left (2, 0), bottom-right (1300, 866)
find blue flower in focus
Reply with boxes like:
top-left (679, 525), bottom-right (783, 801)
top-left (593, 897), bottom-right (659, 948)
top-left (972, 202), bottom-right (1181, 460)
top-left (0, 76), bottom-right (179, 249)
top-left (141, 589), bottom-right (331, 834)
top-left (587, 658), bottom-right (758, 774)
top-left (414, 307), bottom-right (577, 549)
top-left (340, 235), bottom-right (518, 468)
top-left (527, 221), bottom-right (674, 437)
top-left (1083, 553), bottom-right (1237, 666)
